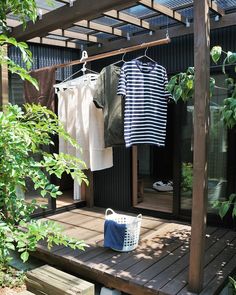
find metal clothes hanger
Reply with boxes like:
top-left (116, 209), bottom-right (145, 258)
top-left (111, 52), bottom-right (127, 66)
top-left (135, 47), bottom-right (156, 63)
top-left (54, 50), bottom-right (98, 90)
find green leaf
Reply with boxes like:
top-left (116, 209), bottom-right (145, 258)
top-left (20, 251), bottom-right (29, 263)
top-left (229, 194), bottom-right (236, 203)
top-left (17, 241), bottom-right (26, 248)
top-left (6, 243), bottom-right (15, 251)
top-left (210, 46), bottom-right (222, 64)
top-left (219, 202), bottom-right (230, 219)
top-left (174, 86), bottom-right (183, 101)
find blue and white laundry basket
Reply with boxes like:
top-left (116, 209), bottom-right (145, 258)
top-left (104, 208), bottom-right (142, 252)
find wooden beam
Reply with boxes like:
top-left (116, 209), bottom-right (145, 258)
top-left (10, 0), bottom-right (139, 41)
top-left (88, 11), bottom-right (236, 55)
top-left (28, 37), bottom-right (79, 49)
top-left (33, 37), bottom-right (170, 71)
top-left (36, 7), bottom-right (125, 39)
top-left (209, 0), bottom-right (225, 16)
top-left (6, 18), bottom-right (21, 27)
top-left (7, 18), bottom-right (80, 48)
top-left (188, 0), bottom-right (210, 292)
top-left (104, 10), bottom-right (155, 31)
top-left (0, 45), bottom-right (9, 108)
top-left (75, 20), bottom-right (125, 37)
top-left (139, 0), bottom-right (186, 24)
top-left (50, 29), bottom-right (102, 43)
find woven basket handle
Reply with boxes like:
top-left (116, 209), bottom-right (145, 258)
top-left (105, 208), bottom-right (115, 217)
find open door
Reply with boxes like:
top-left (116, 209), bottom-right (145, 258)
top-left (132, 103), bottom-right (174, 214)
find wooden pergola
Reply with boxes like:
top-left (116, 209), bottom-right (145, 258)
top-left (1, 0), bottom-right (236, 292)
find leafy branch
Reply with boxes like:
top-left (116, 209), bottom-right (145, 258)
top-left (0, 0), bottom-right (38, 35)
top-left (166, 46), bottom-right (236, 129)
top-left (212, 194), bottom-right (236, 219)
top-left (0, 104), bottom-right (88, 265)
top-left (0, 35), bottom-right (38, 89)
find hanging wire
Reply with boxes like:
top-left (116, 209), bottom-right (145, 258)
top-left (166, 16), bottom-right (169, 39)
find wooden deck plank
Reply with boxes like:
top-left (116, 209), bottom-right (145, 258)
top-left (70, 207), bottom-right (105, 218)
top-left (178, 236), bottom-right (236, 295)
top-left (148, 228), bottom-right (230, 293)
top-left (63, 226), bottom-right (102, 240)
top-left (96, 224), bottom-right (189, 277)
top-left (159, 228), bottom-right (228, 294)
top-left (35, 208), bottom-right (235, 295)
top-left (199, 253), bottom-right (236, 295)
top-left (47, 212), bottom-right (96, 225)
top-left (130, 240), bottom-right (188, 287)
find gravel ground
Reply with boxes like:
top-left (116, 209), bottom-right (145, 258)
top-left (0, 286), bottom-right (26, 295)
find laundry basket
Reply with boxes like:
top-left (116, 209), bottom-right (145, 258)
top-left (105, 208), bottom-right (142, 252)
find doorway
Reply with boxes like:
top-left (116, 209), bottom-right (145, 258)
top-left (132, 103), bottom-right (174, 213)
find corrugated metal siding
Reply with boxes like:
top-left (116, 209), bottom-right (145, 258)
top-left (93, 147), bottom-right (132, 210)
top-left (8, 26), bottom-right (236, 211)
top-left (8, 44), bottom-right (80, 104)
top-left (9, 43), bottom-right (80, 81)
top-left (93, 25), bottom-right (236, 211)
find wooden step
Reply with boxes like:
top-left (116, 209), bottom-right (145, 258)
top-left (26, 264), bottom-right (94, 295)
top-left (18, 291), bottom-right (35, 295)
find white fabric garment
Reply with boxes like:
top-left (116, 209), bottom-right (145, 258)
top-left (73, 181), bottom-right (81, 200)
top-left (57, 73), bottom-right (113, 172)
top-left (75, 75), bottom-right (113, 171)
top-left (57, 88), bottom-right (77, 156)
top-left (58, 89), bottom-right (68, 154)
top-left (58, 88), bottom-right (80, 200)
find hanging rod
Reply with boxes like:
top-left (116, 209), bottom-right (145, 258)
top-left (35, 37), bottom-right (171, 71)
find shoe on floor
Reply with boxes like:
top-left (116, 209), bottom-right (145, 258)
top-left (152, 180), bottom-right (173, 192)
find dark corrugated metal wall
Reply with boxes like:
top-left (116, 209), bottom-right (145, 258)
top-left (8, 26), bottom-right (236, 211)
top-left (9, 43), bottom-right (80, 81)
top-left (93, 147), bottom-right (132, 210)
top-left (9, 44), bottom-right (80, 105)
top-left (92, 25), bottom-right (236, 211)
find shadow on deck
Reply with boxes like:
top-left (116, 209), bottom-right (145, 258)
top-left (34, 207), bottom-right (236, 295)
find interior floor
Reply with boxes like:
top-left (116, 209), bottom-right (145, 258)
top-left (135, 176), bottom-right (173, 213)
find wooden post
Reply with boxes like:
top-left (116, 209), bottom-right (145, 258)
top-left (0, 45), bottom-right (9, 108)
top-left (132, 146), bottom-right (138, 206)
top-left (188, 0), bottom-right (210, 292)
top-left (85, 170), bottom-right (94, 207)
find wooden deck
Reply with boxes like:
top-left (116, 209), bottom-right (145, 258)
top-left (34, 207), bottom-right (236, 295)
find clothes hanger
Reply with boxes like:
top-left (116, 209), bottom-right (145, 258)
top-left (111, 52), bottom-right (127, 66)
top-left (54, 50), bottom-right (98, 90)
top-left (135, 47), bottom-right (156, 63)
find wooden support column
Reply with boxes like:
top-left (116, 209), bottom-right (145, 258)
top-left (85, 170), bottom-right (94, 208)
top-left (0, 45), bottom-right (9, 108)
top-left (132, 146), bottom-right (138, 206)
top-left (188, 0), bottom-right (210, 292)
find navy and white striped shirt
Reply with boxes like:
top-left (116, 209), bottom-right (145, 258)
top-left (117, 59), bottom-right (170, 147)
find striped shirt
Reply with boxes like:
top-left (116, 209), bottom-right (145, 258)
top-left (117, 59), bottom-right (170, 147)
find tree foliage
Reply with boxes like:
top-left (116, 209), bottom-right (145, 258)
top-left (0, 0), bottom-right (39, 88)
top-left (0, 104), bottom-right (88, 266)
top-left (166, 46), bottom-right (236, 219)
top-left (0, 1), bottom-right (89, 267)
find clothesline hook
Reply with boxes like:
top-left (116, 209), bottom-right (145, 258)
top-left (80, 50), bottom-right (88, 75)
top-left (144, 47), bottom-right (149, 56)
top-left (82, 62), bottom-right (87, 72)
top-left (166, 16), bottom-right (169, 39)
top-left (80, 50), bottom-right (88, 61)
top-left (122, 52), bottom-right (127, 62)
